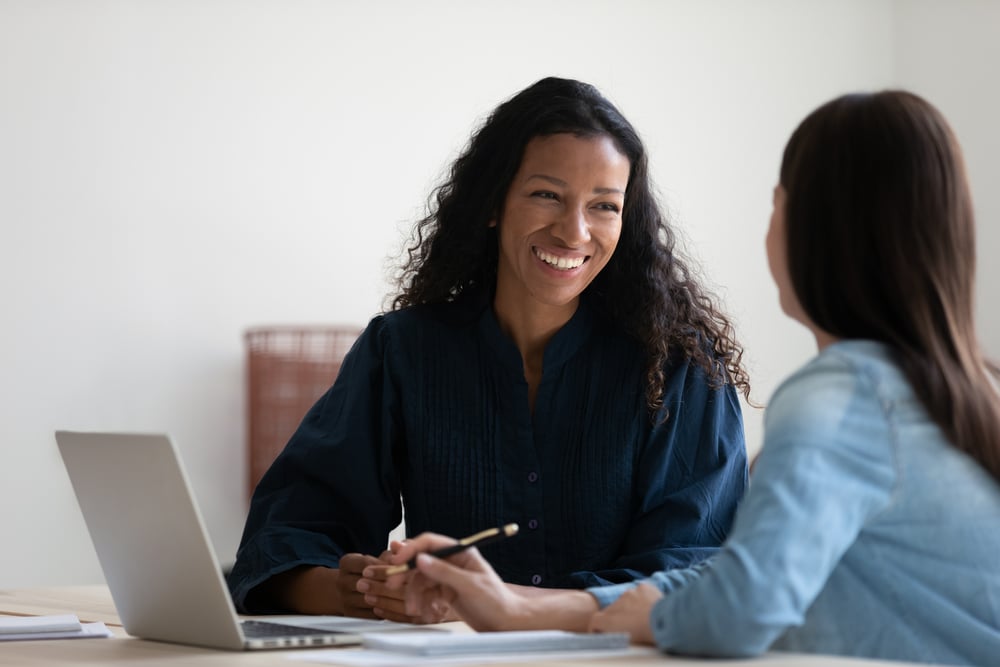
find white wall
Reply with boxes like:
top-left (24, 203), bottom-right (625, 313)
top-left (893, 0), bottom-right (1000, 360)
top-left (1, 0), bottom-right (991, 589)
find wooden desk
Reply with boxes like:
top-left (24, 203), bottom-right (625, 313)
top-left (0, 586), bottom-right (917, 666)
top-left (0, 585), bottom-right (120, 626)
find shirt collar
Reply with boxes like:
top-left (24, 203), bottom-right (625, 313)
top-left (477, 296), bottom-right (595, 374)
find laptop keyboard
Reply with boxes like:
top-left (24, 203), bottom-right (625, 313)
top-left (241, 619), bottom-right (338, 639)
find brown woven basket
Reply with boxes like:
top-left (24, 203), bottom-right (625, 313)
top-left (245, 326), bottom-right (361, 498)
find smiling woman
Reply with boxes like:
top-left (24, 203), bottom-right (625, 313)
top-left (492, 133), bottom-right (630, 407)
top-left (227, 77), bottom-right (752, 625)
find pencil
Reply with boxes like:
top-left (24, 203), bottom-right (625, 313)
top-left (384, 523), bottom-right (520, 575)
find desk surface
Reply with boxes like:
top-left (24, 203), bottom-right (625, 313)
top-left (0, 586), bottom-right (920, 666)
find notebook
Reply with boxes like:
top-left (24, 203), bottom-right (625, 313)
top-left (361, 630), bottom-right (630, 656)
top-left (55, 430), bottom-right (410, 650)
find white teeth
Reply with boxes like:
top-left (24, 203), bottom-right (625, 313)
top-left (535, 248), bottom-right (585, 270)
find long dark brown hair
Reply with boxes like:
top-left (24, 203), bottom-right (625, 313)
top-left (780, 90), bottom-right (1000, 481)
top-left (392, 76), bottom-right (751, 413)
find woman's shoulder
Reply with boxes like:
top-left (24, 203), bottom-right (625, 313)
top-left (656, 333), bottom-right (728, 389)
top-left (784, 340), bottom-right (906, 399)
top-left (766, 340), bottom-right (901, 448)
top-left (370, 294), bottom-right (488, 342)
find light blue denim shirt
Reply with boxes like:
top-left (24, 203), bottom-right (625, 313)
top-left (589, 340), bottom-right (1000, 666)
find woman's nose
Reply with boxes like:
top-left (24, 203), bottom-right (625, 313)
top-left (551, 205), bottom-right (589, 246)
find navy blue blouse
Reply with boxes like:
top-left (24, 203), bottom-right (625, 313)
top-left (229, 294), bottom-right (747, 612)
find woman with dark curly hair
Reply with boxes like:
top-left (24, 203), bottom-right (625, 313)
top-left (228, 77), bottom-right (751, 622)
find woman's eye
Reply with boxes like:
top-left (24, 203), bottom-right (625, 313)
top-left (531, 191), bottom-right (558, 200)
top-left (595, 202), bottom-right (621, 213)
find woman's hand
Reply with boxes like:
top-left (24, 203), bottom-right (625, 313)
top-left (336, 553), bottom-right (385, 618)
top-left (369, 533), bottom-right (527, 630)
top-left (370, 533), bottom-right (598, 632)
top-left (587, 582), bottom-right (661, 646)
top-left (357, 547), bottom-right (456, 624)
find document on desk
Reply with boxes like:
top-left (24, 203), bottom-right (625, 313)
top-left (0, 614), bottom-right (112, 641)
top-left (289, 629), bottom-right (650, 666)
top-left (363, 630), bottom-right (628, 655)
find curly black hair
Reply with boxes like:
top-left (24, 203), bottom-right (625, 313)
top-left (393, 77), bottom-right (750, 413)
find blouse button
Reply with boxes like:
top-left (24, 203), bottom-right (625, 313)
top-left (528, 519), bottom-right (539, 530)
top-left (531, 574), bottom-right (542, 585)
top-left (527, 471), bottom-right (539, 483)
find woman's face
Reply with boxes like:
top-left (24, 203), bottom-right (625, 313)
top-left (768, 184), bottom-right (823, 338)
top-left (492, 132), bottom-right (629, 319)
top-left (766, 184), bottom-right (802, 320)
top-left (766, 185), bottom-right (791, 309)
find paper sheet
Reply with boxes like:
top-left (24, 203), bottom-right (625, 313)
top-left (288, 643), bottom-right (657, 666)
top-left (0, 614), bottom-right (112, 641)
top-left (362, 630), bottom-right (628, 656)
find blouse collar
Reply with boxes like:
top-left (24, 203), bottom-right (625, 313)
top-left (476, 295), bottom-right (595, 375)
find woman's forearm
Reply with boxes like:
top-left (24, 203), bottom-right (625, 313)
top-left (502, 586), bottom-right (599, 632)
top-left (255, 565), bottom-right (346, 615)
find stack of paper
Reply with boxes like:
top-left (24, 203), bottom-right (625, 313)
top-left (362, 630), bottom-right (629, 656)
top-left (291, 629), bottom-right (649, 666)
top-left (0, 614), bottom-right (112, 641)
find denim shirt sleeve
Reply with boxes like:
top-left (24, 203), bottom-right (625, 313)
top-left (567, 356), bottom-right (748, 588)
top-left (227, 316), bottom-right (404, 613)
top-left (596, 353), bottom-right (896, 657)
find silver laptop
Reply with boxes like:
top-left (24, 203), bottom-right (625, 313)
top-left (56, 430), bottom-right (404, 650)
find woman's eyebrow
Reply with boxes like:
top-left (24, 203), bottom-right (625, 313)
top-left (525, 174), bottom-right (625, 195)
